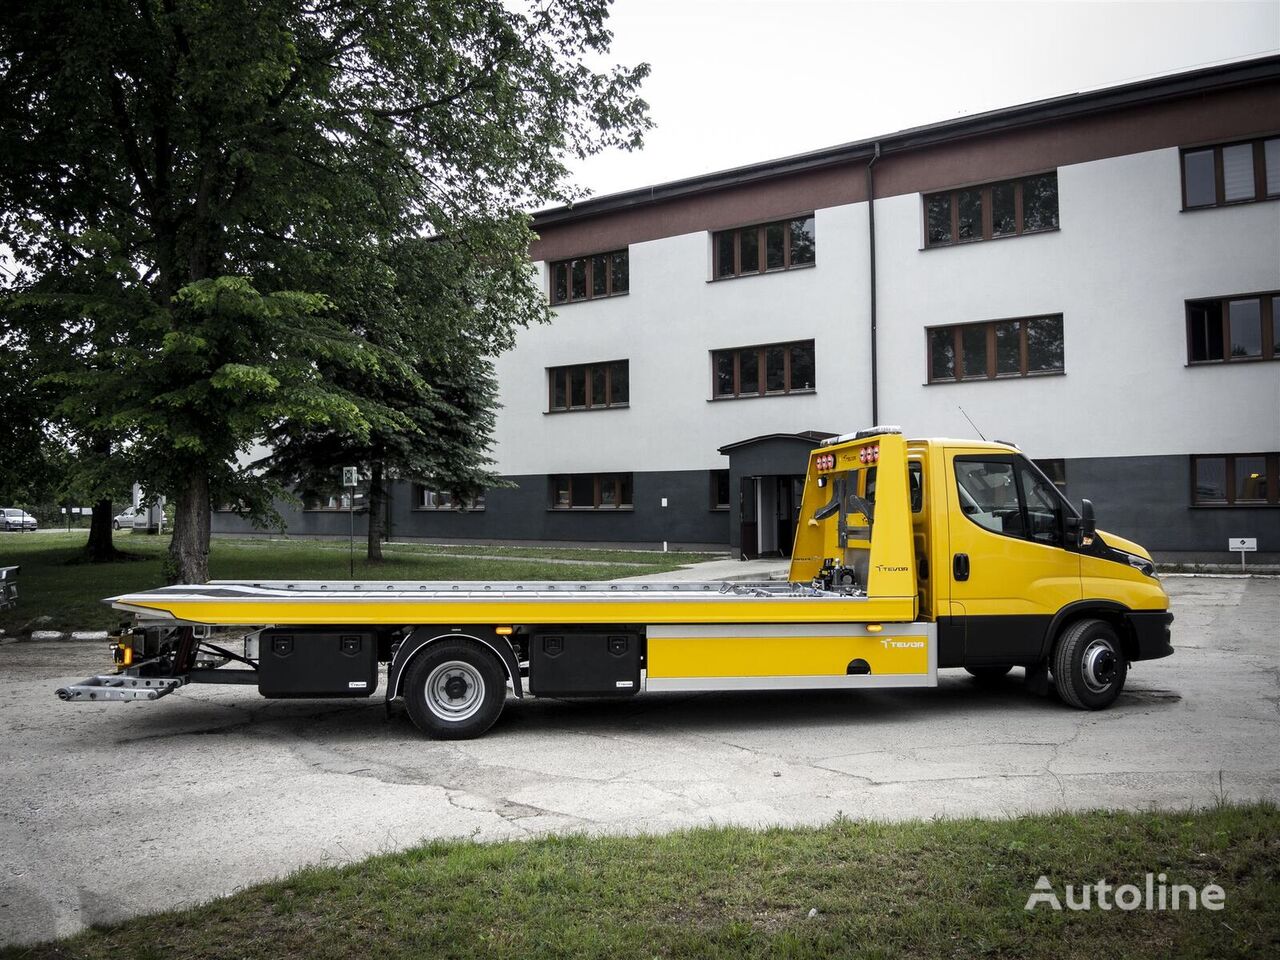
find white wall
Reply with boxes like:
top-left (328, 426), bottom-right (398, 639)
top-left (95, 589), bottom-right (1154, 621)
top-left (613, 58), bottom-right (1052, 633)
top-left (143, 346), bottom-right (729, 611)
top-left (491, 204), bottom-right (872, 475)
top-left (877, 146), bottom-right (1280, 460)
top-left (494, 145), bottom-right (1280, 476)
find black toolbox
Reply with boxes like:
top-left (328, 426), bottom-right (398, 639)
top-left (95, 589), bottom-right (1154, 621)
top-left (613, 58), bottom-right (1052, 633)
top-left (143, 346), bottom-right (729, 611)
top-left (257, 629), bottom-right (378, 698)
top-left (528, 631), bottom-right (641, 697)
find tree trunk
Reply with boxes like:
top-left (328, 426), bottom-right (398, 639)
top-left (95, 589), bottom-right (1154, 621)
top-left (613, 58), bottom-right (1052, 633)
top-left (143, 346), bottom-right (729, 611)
top-left (168, 470), bottom-right (211, 583)
top-left (366, 461), bottom-right (385, 563)
top-left (84, 498), bottom-right (119, 562)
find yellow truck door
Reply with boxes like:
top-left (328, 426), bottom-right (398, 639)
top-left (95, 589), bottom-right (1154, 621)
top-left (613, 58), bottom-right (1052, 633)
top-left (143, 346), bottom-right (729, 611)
top-left (945, 449), bottom-right (1081, 664)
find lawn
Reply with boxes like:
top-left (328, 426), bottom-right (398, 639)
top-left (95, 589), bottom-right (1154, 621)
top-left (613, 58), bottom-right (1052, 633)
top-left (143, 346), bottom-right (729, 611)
top-left (0, 532), bottom-right (723, 634)
top-left (3, 804), bottom-right (1275, 959)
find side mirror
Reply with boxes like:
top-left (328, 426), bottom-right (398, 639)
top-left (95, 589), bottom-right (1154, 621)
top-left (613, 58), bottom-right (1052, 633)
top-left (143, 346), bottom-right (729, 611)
top-left (1078, 498), bottom-right (1096, 547)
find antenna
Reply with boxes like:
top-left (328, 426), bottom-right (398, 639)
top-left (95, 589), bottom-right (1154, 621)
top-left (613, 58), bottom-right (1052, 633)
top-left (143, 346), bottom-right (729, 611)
top-left (957, 405), bottom-right (986, 441)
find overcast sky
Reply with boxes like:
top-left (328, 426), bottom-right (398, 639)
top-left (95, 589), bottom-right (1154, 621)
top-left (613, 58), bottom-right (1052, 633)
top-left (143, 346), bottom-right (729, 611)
top-left (568, 0), bottom-right (1280, 199)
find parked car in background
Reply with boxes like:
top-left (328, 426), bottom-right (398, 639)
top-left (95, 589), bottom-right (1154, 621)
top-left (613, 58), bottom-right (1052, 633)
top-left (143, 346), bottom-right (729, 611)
top-left (2, 508), bottom-right (38, 532)
top-left (113, 508), bottom-right (142, 531)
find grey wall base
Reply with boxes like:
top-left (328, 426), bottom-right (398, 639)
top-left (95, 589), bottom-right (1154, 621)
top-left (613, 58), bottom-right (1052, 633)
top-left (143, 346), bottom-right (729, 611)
top-left (209, 456), bottom-right (1280, 557)
top-left (211, 471), bottom-right (733, 546)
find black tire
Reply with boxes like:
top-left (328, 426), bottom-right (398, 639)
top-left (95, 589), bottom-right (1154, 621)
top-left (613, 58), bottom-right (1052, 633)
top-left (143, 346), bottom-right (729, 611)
top-left (112, 521), bottom-right (120, 530)
top-left (402, 638), bottom-right (507, 740)
top-left (1051, 618), bottom-right (1127, 710)
top-left (965, 664), bottom-right (1013, 681)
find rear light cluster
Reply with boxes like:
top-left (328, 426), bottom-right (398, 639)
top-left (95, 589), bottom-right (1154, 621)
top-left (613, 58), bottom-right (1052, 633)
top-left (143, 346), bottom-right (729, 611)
top-left (858, 445), bottom-right (880, 464)
top-left (815, 453), bottom-right (836, 472)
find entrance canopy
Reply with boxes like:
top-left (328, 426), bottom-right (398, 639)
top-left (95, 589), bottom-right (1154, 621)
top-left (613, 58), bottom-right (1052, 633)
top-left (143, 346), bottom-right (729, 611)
top-left (719, 431), bottom-right (837, 559)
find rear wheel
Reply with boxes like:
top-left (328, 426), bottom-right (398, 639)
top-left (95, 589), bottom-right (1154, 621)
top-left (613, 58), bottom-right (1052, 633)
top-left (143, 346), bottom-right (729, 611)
top-left (1052, 618), bottom-right (1127, 710)
top-left (965, 664), bottom-right (1013, 681)
top-left (403, 639), bottom-right (507, 740)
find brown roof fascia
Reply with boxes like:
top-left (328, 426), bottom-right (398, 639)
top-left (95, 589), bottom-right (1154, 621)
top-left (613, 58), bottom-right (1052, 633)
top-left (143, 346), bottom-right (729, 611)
top-left (532, 54), bottom-right (1280, 232)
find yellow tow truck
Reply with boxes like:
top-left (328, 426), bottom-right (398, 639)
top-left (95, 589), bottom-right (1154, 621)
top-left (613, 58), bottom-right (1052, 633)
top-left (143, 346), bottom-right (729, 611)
top-left (57, 428), bottom-right (1173, 739)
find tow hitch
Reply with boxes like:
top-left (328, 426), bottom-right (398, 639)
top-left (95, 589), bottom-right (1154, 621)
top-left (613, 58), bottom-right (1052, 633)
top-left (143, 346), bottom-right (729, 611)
top-left (56, 673), bottom-right (184, 702)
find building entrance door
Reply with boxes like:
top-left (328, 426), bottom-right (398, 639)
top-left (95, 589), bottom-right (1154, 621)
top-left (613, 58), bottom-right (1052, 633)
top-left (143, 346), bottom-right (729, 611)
top-left (739, 475), bottom-right (805, 558)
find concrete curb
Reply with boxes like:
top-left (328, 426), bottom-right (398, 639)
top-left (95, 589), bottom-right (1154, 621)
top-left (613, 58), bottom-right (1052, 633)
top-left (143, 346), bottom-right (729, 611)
top-left (21, 630), bottom-right (110, 642)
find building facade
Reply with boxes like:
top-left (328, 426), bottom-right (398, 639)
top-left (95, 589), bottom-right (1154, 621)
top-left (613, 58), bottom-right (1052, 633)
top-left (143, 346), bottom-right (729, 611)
top-left (214, 56), bottom-right (1280, 558)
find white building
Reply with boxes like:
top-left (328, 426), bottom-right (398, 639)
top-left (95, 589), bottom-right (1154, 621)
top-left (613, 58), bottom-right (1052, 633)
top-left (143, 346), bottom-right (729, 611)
top-left (216, 55), bottom-right (1280, 559)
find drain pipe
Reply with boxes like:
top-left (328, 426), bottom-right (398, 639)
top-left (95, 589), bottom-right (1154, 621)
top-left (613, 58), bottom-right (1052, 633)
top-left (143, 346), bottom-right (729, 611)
top-left (866, 142), bottom-right (881, 424)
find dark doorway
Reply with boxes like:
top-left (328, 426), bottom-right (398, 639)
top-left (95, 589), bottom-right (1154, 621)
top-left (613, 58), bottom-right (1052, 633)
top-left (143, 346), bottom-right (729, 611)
top-left (720, 430), bottom-right (838, 560)
top-left (738, 474), bottom-right (807, 559)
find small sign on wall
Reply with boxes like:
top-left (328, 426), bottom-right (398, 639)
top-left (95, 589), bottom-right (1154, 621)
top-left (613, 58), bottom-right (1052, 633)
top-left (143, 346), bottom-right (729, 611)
top-left (342, 466), bottom-right (359, 487)
top-left (1230, 537), bottom-right (1257, 572)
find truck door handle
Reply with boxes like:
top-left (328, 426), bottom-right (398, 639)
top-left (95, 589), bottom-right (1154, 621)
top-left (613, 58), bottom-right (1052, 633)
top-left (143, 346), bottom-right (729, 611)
top-left (953, 553), bottom-right (970, 581)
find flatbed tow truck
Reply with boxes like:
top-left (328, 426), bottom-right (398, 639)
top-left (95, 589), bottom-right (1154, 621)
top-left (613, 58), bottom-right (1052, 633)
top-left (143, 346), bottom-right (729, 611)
top-left (57, 428), bottom-right (1174, 739)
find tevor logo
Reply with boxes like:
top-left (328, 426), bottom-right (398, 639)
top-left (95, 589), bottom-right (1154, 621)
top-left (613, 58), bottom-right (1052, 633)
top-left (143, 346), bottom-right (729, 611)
top-left (875, 564), bottom-right (907, 573)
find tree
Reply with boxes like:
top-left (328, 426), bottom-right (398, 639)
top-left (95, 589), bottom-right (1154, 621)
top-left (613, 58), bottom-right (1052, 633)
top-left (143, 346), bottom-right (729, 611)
top-left (0, 0), bottom-right (649, 582)
top-left (264, 231), bottom-right (524, 562)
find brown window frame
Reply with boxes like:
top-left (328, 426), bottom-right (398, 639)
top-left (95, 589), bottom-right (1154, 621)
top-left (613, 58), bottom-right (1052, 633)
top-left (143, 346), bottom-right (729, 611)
top-left (413, 485), bottom-right (486, 512)
top-left (711, 340), bottom-right (816, 399)
top-left (712, 216), bottom-right (816, 280)
top-left (1190, 454), bottom-right (1280, 507)
top-left (923, 172), bottom-right (1059, 248)
top-left (710, 469), bottom-right (731, 511)
top-left (548, 473), bottom-right (635, 510)
top-left (547, 360), bottom-right (629, 412)
top-left (1180, 136), bottom-right (1280, 210)
top-left (1185, 292), bottom-right (1279, 364)
top-left (925, 315), bottom-right (1065, 384)
top-left (548, 249), bottom-right (629, 305)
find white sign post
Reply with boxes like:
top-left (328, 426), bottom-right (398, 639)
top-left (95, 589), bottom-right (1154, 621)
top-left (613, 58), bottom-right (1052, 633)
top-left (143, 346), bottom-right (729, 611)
top-left (1230, 537), bottom-right (1257, 572)
top-left (343, 468), bottom-right (359, 577)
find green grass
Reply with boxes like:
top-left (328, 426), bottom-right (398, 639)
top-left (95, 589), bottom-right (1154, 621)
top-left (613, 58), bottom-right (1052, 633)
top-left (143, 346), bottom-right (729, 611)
top-left (0, 532), bottom-right (719, 634)
top-left (4, 804), bottom-right (1276, 959)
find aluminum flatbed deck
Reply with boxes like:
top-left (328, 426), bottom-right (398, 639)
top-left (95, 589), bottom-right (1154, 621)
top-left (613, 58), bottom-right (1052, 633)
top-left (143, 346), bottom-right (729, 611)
top-left (107, 579), bottom-right (917, 627)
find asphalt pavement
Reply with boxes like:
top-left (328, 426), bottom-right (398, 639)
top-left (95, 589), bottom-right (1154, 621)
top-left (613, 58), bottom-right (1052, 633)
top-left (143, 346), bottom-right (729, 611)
top-left (1, 575), bottom-right (1277, 947)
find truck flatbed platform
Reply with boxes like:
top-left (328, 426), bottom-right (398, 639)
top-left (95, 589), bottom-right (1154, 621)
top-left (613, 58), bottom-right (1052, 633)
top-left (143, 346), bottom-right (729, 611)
top-left (107, 579), bottom-right (914, 627)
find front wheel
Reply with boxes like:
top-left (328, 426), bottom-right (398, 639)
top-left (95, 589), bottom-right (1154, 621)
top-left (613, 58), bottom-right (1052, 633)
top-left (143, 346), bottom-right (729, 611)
top-left (112, 521), bottom-right (120, 530)
top-left (403, 639), bottom-right (507, 740)
top-left (1051, 619), bottom-right (1127, 710)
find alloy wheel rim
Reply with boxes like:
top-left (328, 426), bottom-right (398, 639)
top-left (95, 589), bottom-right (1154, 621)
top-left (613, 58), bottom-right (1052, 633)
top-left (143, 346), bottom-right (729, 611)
top-left (1081, 638), bottom-right (1118, 693)
top-left (425, 660), bottom-right (485, 722)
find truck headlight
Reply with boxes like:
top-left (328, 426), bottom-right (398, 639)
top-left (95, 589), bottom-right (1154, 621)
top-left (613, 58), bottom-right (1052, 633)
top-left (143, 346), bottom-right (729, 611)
top-left (1124, 553), bottom-right (1157, 578)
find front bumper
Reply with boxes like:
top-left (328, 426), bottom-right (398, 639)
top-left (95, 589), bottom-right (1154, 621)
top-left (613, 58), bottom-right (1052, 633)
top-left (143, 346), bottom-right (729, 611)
top-left (1125, 610), bottom-right (1174, 661)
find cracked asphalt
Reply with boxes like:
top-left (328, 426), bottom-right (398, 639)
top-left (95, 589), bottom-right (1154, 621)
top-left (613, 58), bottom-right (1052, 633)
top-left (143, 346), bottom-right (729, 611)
top-left (2, 575), bottom-right (1277, 946)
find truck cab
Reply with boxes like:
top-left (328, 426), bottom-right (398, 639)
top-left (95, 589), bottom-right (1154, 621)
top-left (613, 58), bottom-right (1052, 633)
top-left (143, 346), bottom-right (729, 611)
top-left (790, 428), bottom-right (1173, 709)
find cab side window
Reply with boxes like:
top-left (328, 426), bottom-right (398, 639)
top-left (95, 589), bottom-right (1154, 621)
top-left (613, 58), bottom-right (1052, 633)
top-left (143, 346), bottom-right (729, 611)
top-left (908, 462), bottom-right (924, 512)
top-left (1017, 459), bottom-right (1064, 546)
top-left (955, 460), bottom-right (1024, 537)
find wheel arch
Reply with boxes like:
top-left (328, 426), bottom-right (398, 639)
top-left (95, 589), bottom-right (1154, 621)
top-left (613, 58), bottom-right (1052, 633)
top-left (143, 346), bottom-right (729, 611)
top-left (389, 627), bottom-right (523, 701)
top-left (1044, 600), bottom-right (1136, 661)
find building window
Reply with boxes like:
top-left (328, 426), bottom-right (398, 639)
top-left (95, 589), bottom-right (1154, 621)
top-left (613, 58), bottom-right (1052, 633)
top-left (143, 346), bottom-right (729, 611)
top-left (924, 172), bottom-right (1059, 247)
top-left (549, 473), bottom-right (634, 510)
top-left (713, 216), bottom-right (816, 279)
top-left (712, 340), bottom-right (816, 398)
top-left (926, 315), bottom-right (1064, 383)
top-left (303, 490), bottom-right (366, 512)
top-left (414, 486), bottom-right (485, 511)
top-left (1186, 293), bottom-right (1279, 363)
top-left (1192, 454), bottom-right (1279, 506)
top-left (1181, 137), bottom-right (1280, 209)
top-left (710, 470), bottom-right (731, 510)
top-left (548, 360), bottom-right (629, 412)
top-left (549, 250), bottom-right (628, 305)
